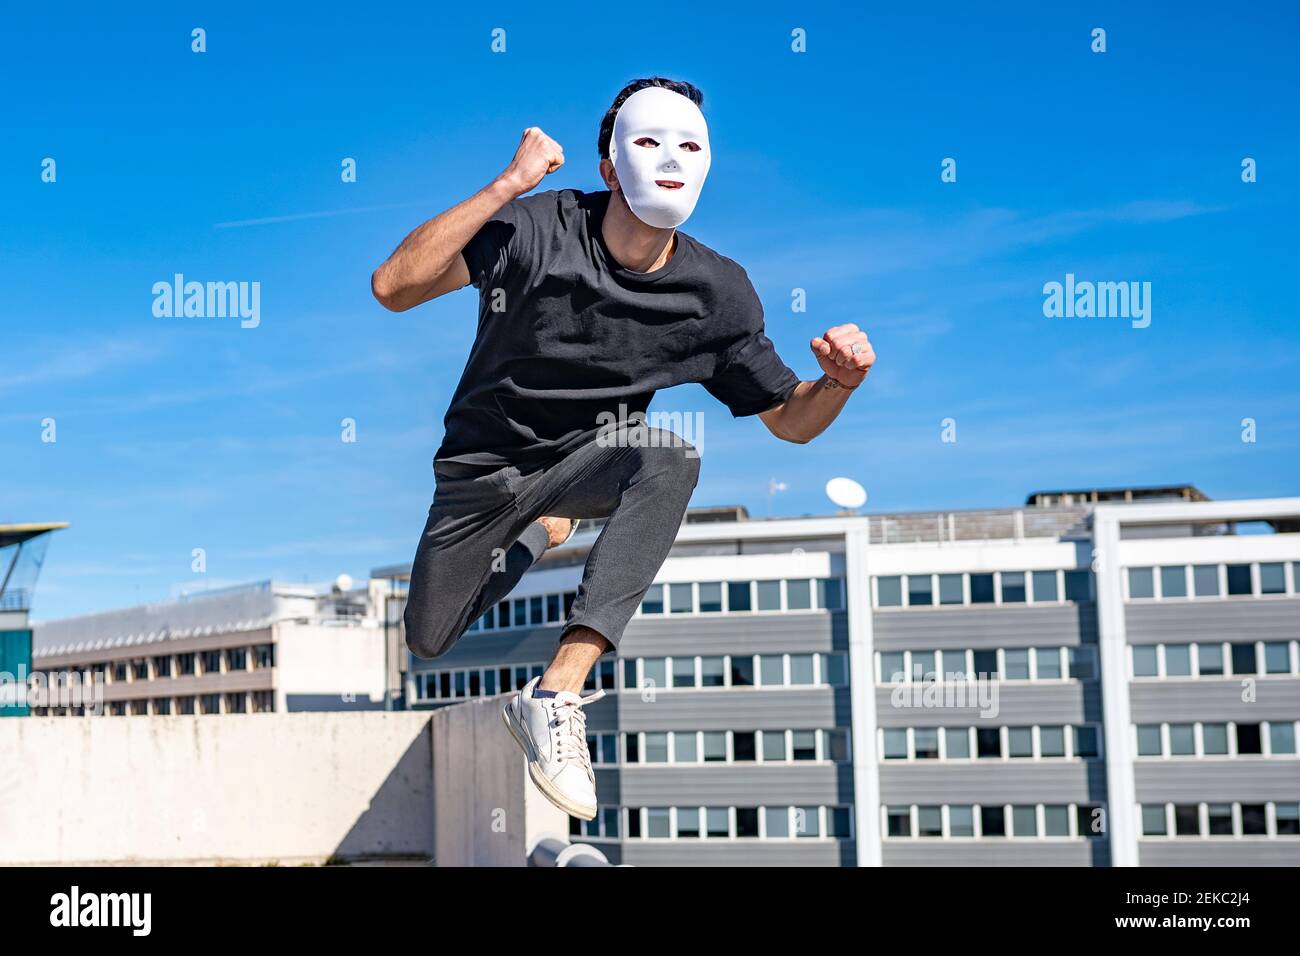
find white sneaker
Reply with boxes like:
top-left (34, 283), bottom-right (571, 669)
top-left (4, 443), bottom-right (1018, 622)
top-left (502, 677), bottom-right (604, 820)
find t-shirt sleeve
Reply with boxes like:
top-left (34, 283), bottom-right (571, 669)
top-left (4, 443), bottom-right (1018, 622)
top-left (704, 329), bottom-right (801, 416)
top-left (460, 197), bottom-right (534, 290)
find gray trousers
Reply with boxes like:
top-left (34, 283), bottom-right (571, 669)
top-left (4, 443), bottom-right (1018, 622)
top-left (403, 425), bottom-right (700, 660)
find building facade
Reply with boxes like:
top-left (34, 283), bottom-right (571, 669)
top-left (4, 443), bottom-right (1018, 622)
top-left (383, 488), bottom-right (1300, 866)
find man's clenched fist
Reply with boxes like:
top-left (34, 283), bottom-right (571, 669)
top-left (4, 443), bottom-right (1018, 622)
top-left (498, 127), bottom-right (565, 198)
top-left (810, 324), bottom-right (875, 388)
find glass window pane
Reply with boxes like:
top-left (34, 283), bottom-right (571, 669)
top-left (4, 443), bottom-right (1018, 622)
top-left (1207, 804), bottom-right (1233, 835)
top-left (1074, 726), bottom-right (1099, 758)
top-left (669, 582), bottom-right (693, 613)
top-left (644, 733), bottom-right (668, 763)
top-left (1225, 564), bottom-right (1252, 596)
top-left (1043, 806), bottom-right (1070, 837)
top-left (1064, 570), bottom-right (1091, 602)
top-left (1004, 649), bottom-right (1030, 680)
top-left (944, 727), bottom-right (970, 759)
top-left (1032, 570), bottom-right (1058, 602)
top-left (1279, 804), bottom-right (1300, 835)
top-left (1141, 805), bottom-right (1167, 836)
top-left (949, 806), bottom-right (975, 837)
top-left (1136, 725), bottom-right (1163, 756)
top-left (671, 657), bottom-right (697, 688)
top-left (942, 649), bottom-right (971, 681)
top-left (1237, 723), bottom-right (1262, 755)
top-left (791, 730), bottom-right (817, 760)
top-left (910, 651), bottom-right (936, 683)
top-left (973, 649), bottom-right (999, 680)
top-left (676, 808), bottom-right (700, 838)
top-left (1128, 567), bottom-right (1154, 599)
top-left (1264, 642), bottom-right (1290, 674)
top-left (756, 580), bottom-right (782, 610)
top-left (704, 807), bottom-right (730, 837)
top-left (727, 581), bottom-right (752, 611)
top-left (762, 731), bottom-right (787, 761)
top-left (701, 657), bottom-right (725, 687)
top-left (1068, 647), bottom-right (1096, 680)
top-left (760, 655), bottom-right (784, 686)
top-left (641, 584), bottom-right (664, 614)
top-left (1035, 647), bottom-right (1062, 679)
top-left (886, 808), bottom-right (911, 837)
top-left (914, 728), bottom-right (939, 759)
top-left (730, 656), bottom-right (754, 687)
top-left (825, 729), bottom-right (849, 762)
top-left (1040, 726), bottom-right (1066, 757)
top-left (977, 728), bottom-right (1001, 758)
top-left (917, 806), bottom-right (943, 837)
top-left (765, 807), bottom-right (790, 838)
top-left (1269, 722), bottom-right (1296, 755)
top-left (1193, 565), bottom-right (1220, 597)
top-left (643, 658), bottom-right (667, 689)
top-left (786, 579), bottom-right (812, 610)
top-left (1160, 565), bottom-right (1187, 597)
top-left (1257, 563), bottom-right (1284, 595)
top-left (883, 728), bottom-right (908, 759)
top-left (673, 733), bottom-right (698, 763)
top-left (1001, 572), bottom-right (1026, 603)
top-left (733, 732), bottom-right (757, 761)
top-left (1011, 806), bottom-right (1037, 837)
top-left (1202, 723), bottom-right (1228, 755)
top-left (823, 653), bottom-right (848, 687)
top-left (907, 575), bottom-right (933, 607)
top-left (1169, 724), bottom-right (1195, 755)
top-left (1007, 727), bottom-right (1033, 757)
top-left (1231, 643), bottom-right (1256, 675)
top-left (980, 806), bottom-right (1006, 836)
top-left (736, 807), bottom-right (759, 838)
top-left (795, 807), bottom-right (820, 838)
top-left (1197, 643), bottom-right (1224, 676)
top-left (877, 576), bottom-right (902, 607)
top-left (703, 732), bottom-right (727, 762)
top-left (1132, 645), bottom-right (1158, 678)
top-left (1156, 645), bottom-right (1193, 680)
top-left (969, 574), bottom-right (995, 604)
top-left (789, 654), bottom-right (815, 685)
top-left (647, 808), bottom-right (670, 838)
top-left (1242, 804), bottom-right (1267, 835)
top-left (938, 574), bottom-right (963, 605)
top-left (817, 577), bottom-right (843, 610)
top-left (881, 652), bottom-right (905, 683)
top-left (698, 581), bottom-right (723, 612)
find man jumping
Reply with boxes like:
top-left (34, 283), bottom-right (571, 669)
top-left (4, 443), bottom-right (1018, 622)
top-left (371, 77), bottom-right (875, 820)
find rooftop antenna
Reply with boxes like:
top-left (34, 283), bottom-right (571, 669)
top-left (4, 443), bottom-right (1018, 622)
top-left (826, 477), bottom-right (867, 515)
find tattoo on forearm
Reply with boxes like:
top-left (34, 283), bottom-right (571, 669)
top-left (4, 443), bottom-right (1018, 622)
top-left (820, 375), bottom-right (856, 392)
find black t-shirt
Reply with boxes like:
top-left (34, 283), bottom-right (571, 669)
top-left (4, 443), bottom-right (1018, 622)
top-left (433, 189), bottom-right (800, 472)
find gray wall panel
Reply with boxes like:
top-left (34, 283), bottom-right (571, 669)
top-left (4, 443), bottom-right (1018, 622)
top-left (873, 604), bottom-right (1098, 651)
top-left (620, 611), bottom-right (847, 657)
top-left (618, 687), bottom-right (850, 731)
top-left (1125, 599), bottom-right (1300, 644)
top-left (618, 840), bottom-right (854, 866)
top-left (1133, 760), bottom-right (1300, 802)
top-left (1129, 679), bottom-right (1300, 722)
top-left (878, 760), bottom-right (1108, 803)
top-left (1138, 840), bottom-right (1300, 866)
top-left (875, 682), bottom-right (1102, 726)
top-left (615, 764), bottom-right (855, 806)
top-left (882, 840), bottom-right (1107, 866)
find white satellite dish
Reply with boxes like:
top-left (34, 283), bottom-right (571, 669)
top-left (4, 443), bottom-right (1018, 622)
top-left (826, 477), bottom-right (868, 511)
top-left (334, 573), bottom-right (354, 593)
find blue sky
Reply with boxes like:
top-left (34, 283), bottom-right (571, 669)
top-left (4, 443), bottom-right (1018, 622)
top-left (3, 2), bottom-right (1297, 619)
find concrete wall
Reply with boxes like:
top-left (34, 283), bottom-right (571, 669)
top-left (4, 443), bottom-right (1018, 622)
top-left (0, 712), bottom-right (434, 865)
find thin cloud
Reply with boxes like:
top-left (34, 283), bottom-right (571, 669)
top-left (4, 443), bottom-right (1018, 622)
top-left (214, 201), bottom-right (433, 229)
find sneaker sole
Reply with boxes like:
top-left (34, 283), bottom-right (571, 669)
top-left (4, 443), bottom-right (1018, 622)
top-left (501, 698), bottom-right (598, 821)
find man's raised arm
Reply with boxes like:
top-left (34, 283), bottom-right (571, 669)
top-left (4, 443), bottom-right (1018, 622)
top-left (370, 127), bottom-right (564, 312)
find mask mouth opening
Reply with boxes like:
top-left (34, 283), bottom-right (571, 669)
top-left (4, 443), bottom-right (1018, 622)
top-left (654, 180), bottom-right (685, 189)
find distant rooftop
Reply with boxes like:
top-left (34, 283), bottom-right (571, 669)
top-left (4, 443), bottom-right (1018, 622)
top-left (1025, 484), bottom-right (1209, 507)
top-left (0, 521), bottom-right (69, 550)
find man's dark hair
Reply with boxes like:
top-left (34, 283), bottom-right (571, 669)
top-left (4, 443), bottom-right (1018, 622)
top-left (598, 77), bottom-right (704, 160)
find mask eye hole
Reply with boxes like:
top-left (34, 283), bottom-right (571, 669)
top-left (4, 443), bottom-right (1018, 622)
top-left (633, 137), bottom-right (660, 148)
top-left (680, 142), bottom-right (702, 152)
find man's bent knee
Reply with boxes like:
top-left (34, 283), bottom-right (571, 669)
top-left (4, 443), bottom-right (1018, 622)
top-left (403, 605), bottom-right (462, 660)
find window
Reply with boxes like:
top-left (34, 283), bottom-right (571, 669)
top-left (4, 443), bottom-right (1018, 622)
top-left (1007, 727), bottom-right (1033, 758)
top-left (1064, 570), bottom-right (1091, 602)
top-left (1159, 565), bottom-right (1187, 598)
top-left (880, 652), bottom-right (905, 683)
top-left (1011, 806), bottom-right (1037, 837)
top-left (646, 808), bottom-right (670, 839)
top-left (942, 649), bottom-right (970, 681)
top-left (883, 728), bottom-right (908, 759)
top-left (1270, 722), bottom-right (1296, 755)
top-left (730, 656), bottom-right (754, 687)
top-left (949, 806), bottom-right (975, 837)
top-left (1074, 726), bottom-right (1100, 758)
top-left (1174, 805), bottom-right (1200, 836)
top-left (914, 728), bottom-right (939, 760)
top-left (1035, 647), bottom-right (1062, 679)
top-left (529, 595), bottom-right (543, 624)
top-left (756, 580), bottom-right (781, 611)
top-left (976, 728), bottom-right (1001, 759)
top-left (1263, 642), bottom-right (1290, 674)
top-left (1169, 724), bottom-right (1195, 756)
top-left (1225, 564), bottom-right (1252, 596)
top-left (917, 806), bottom-right (943, 837)
top-left (980, 806), bottom-right (1006, 837)
top-left (817, 578), bottom-right (843, 610)
top-left (759, 656), bottom-right (783, 686)
top-left (669, 582), bottom-right (693, 614)
top-left (1068, 647), bottom-right (1096, 680)
top-left (153, 656), bottom-right (171, 678)
top-left (1078, 805), bottom-right (1103, 838)
top-left (877, 576), bottom-right (902, 607)
top-left (1259, 563), bottom-right (1286, 595)
top-left (969, 574), bottom-right (995, 604)
top-left (1207, 804), bottom-right (1234, 835)
top-left (641, 584), bottom-right (664, 614)
top-left (643, 658), bottom-right (667, 689)
top-left (625, 735), bottom-right (639, 763)
top-left (625, 809), bottom-right (641, 839)
top-left (727, 581), bottom-right (752, 611)
top-left (885, 807), bottom-right (910, 838)
top-left (1004, 649), bottom-right (1031, 681)
top-left (200, 694), bottom-right (221, 714)
top-left (1141, 805), bottom-right (1167, 836)
top-left (787, 579), bottom-right (812, 610)
top-left (823, 653), bottom-right (848, 686)
top-left (699, 582), bottom-right (723, 612)
top-left (1136, 725), bottom-right (1162, 756)
top-left (910, 651), bottom-right (936, 683)
top-left (1128, 567), bottom-right (1154, 599)
top-left (1040, 726), bottom-right (1066, 757)
top-left (944, 727), bottom-right (970, 759)
top-left (1165, 644), bottom-right (1192, 677)
top-left (547, 594), bottom-right (561, 622)
top-left (1202, 724), bottom-right (1228, 755)
top-left (1241, 804), bottom-right (1267, 836)
top-left (1043, 806), bottom-right (1070, 837)
top-left (1198, 643), bottom-right (1224, 676)
top-left (1032, 570), bottom-right (1058, 602)
top-left (766, 807), bottom-right (791, 838)
top-left (827, 807), bottom-right (852, 838)
top-left (791, 730), bottom-right (817, 761)
top-left (703, 732), bottom-right (727, 762)
top-left (644, 733), bottom-right (668, 763)
top-left (733, 732), bottom-right (757, 762)
top-left (795, 807), bottom-right (821, 838)
top-left (938, 574), bottom-right (963, 605)
top-left (825, 729), bottom-right (850, 762)
top-left (153, 698), bottom-right (171, 715)
top-left (701, 657), bottom-right (725, 687)
top-left (1193, 565), bottom-right (1219, 597)
top-left (201, 650), bottom-right (222, 674)
top-left (676, 808), bottom-right (700, 838)
top-left (673, 733), bottom-right (697, 764)
top-left (973, 649), bottom-right (998, 680)
top-left (671, 657), bottom-right (696, 688)
top-left (762, 732), bottom-right (787, 762)
top-left (1236, 723), bottom-right (1262, 755)
top-left (1133, 646), bottom-right (1158, 677)
top-left (1277, 804), bottom-right (1300, 835)
top-left (907, 575), bottom-right (933, 607)
top-left (736, 808), bottom-right (759, 838)
top-left (706, 807), bottom-right (729, 837)
top-left (1001, 572), bottom-right (1027, 603)
top-left (254, 644), bottom-right (274, 668)
top-left (1230, 643), bottom-right (1256, 675)
top-left (789, 655), bottom-right (815, 685)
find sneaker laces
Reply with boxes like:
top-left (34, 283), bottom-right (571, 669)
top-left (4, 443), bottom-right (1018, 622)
top-left (549, 689), bottom-right (606, 780)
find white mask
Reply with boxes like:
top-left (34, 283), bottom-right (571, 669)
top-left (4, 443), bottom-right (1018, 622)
top-left (609, 86), bottom-right (711, 229)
